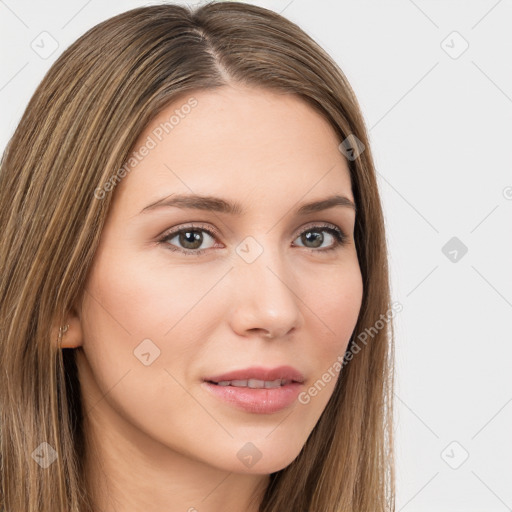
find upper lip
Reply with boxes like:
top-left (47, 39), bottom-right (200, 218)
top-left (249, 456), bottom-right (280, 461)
top-left (204, 365), bottom-right (305, 384)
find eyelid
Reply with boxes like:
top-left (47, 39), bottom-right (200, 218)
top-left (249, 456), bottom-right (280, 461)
top-left (298, 221), bottom-right (346, 236)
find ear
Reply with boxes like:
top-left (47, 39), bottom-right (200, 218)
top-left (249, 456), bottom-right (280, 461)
top-left (51, 306), bottom-right (84, 349)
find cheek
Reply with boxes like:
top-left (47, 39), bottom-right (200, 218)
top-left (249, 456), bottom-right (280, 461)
top-left (83, 248), bottom-right (222, 339)
top-left (78, 254), bottom-right (215, 440)
top-left (79, 249), bottom-right (230, 394)
top-left (308, 264), bottom-right (363, 355)
top-left (293, 268), bottom-right (362, 423)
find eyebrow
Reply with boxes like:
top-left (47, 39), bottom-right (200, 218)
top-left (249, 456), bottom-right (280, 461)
top-left (140, 193), bottom-right (356, 216)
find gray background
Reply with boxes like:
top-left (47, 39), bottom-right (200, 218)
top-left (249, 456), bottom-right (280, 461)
top-left (1, 1), bottom-right (511, 510)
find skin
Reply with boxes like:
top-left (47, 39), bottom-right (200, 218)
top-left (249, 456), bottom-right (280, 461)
top-left (57, 83), bottom-right (363, 512)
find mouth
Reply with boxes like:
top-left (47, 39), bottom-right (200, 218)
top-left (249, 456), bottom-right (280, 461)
top-left (201, 365), bottom-right (305, 414)
top-left (205, 378), bottom-right (297, 389)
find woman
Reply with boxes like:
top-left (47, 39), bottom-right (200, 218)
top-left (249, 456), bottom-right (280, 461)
top-left (0, 2), bottom-right (395, 511)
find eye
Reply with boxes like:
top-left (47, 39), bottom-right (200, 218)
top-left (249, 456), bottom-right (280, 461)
top-left (158, 223), bottom-right (219, 256)
top-left (293, 223), bottom-right (347, 253)
top-left (158, 222), bottom-right (348, 256)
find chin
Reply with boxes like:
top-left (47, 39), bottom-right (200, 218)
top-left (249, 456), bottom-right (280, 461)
top-left (234, 448), bottom-right (302, 475)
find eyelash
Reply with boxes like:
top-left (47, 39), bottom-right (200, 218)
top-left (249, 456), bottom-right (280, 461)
top-left (157, 222), bottom-right (348, 256)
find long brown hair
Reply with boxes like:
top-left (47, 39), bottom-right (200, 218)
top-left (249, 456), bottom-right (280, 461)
top-left (0, 2), bottom-right (395, 510)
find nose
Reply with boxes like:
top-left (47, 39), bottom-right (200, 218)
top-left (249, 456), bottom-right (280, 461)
top-left (228, 247), bottom-right (304, 339)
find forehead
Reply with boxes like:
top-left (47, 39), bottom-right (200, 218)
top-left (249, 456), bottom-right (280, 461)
top-left (115, 84), bottom-right (353, 211)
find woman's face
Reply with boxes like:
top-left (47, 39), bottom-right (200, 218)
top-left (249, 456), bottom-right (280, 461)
top-left (75, 84), bottom-right (363, 476)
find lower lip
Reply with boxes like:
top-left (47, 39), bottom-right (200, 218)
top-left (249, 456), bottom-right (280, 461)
top-left (201, 381), bottom-right (303, 414)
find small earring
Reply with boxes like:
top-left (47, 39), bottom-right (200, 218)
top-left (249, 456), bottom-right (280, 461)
top-left (57, 324), bottom-right (69, 345)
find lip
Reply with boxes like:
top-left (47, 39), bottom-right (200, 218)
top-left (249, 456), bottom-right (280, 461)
top-left (201, 381), bottom-right (303, 414)
top-left (203, 365), bottom-right (305, 384)
top-left (201, 365), bottom-right (305, 414)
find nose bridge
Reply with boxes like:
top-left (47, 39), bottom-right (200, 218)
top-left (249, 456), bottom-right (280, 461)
top-left (229, 236), bottom-right (303, 337)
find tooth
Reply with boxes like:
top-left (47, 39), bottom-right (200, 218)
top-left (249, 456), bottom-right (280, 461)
top-left (214, 379), bottom-right (287, 388)
top-left (248, 379), bottom-right (265, 388)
